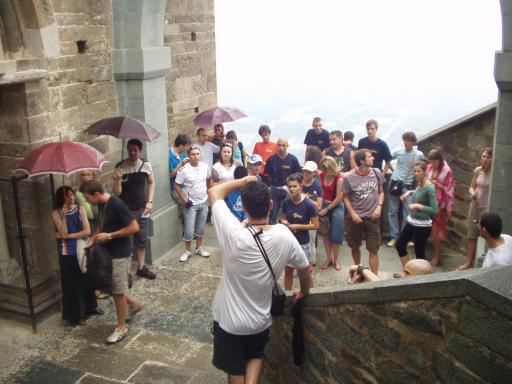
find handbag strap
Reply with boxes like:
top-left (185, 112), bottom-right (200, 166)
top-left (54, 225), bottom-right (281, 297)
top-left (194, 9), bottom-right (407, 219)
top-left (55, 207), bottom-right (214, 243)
top-left (247, 226), bottom-right (279, 293)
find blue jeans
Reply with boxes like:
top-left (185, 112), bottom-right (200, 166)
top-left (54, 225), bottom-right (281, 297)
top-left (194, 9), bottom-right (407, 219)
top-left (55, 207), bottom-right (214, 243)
top-left (387, 185), bottom-right (412, 241)
top-left (323, 201), bottom-right (344, 245)
top-left (269, 187), bottom-right (288, 225)
top-left (183, 201), bottom-right (208, 241)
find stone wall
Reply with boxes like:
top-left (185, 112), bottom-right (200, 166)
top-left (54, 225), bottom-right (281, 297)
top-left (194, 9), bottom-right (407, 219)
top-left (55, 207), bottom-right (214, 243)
top-left (417, 104), bottom-right (496, 254)
top-left (0, 1), bottom-right (120, 280)
top-left (261, 267), bottom-right (512, 384)
top-left (164, 0), bottom-right (217, 142)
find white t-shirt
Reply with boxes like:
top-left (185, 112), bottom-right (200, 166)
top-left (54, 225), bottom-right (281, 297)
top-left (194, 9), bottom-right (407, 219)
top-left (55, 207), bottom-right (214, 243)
top-left (196, 142), bottom-right (219, 170)
top-left (212, 161), bottom-right (240, 183)
top-left (482, 234), bottom-right (512, 268)
top-left (175, 162), bottom-right (210, 204)
top-left (211, 200), bottom-right (309, 335)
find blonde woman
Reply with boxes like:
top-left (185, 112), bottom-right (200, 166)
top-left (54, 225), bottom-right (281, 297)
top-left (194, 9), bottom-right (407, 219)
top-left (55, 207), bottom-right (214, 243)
top-left (318, 156), bottom-right (344, 270)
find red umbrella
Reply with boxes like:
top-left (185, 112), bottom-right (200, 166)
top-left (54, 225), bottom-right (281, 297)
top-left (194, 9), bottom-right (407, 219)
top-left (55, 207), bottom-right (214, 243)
top-left (193, 106), bottom-right (247, 126)
top-left (15, 141), bottom-right (108, 177)
top-left (86, 116), bottom-right (161, 142)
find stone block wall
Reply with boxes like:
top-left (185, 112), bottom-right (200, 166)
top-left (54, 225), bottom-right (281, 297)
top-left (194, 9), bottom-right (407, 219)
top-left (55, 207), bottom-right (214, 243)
top-left (261, 268), bottom-right (512, 384)
top-left (417, 105), bottom-right (496, 254)
top-left (164, 0), bottom-right (217, 143)
top-left (0, 1), bottom-right (120, 278)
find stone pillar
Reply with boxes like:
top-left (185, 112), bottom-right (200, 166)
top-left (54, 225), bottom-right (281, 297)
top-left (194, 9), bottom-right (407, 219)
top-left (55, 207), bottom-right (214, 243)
top-left (489, 0), bottom-right (512, 233)
top-left (0, 188), bottom-right (21, 284)
top-left (112, 0), bottom-right (180, 262)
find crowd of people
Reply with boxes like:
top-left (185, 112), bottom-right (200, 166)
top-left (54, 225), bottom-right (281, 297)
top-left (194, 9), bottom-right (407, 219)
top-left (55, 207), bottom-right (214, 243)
top-left (51, 116), bottom-right (511, 382)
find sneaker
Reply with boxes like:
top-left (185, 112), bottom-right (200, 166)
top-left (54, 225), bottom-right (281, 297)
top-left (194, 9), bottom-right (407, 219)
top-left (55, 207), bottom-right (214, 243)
top-left (179, 250), bottom-right (192, 262)
top-left (407, 241), bottom-right (415, 247)
top-left (106, 327), bottom-right (128, 344)
top-left (195, 247), bottom-right (210, 257)
top-left (136, 266), bottom-right (156, 280)
top-left (387, 239), bottom-right (396, 247)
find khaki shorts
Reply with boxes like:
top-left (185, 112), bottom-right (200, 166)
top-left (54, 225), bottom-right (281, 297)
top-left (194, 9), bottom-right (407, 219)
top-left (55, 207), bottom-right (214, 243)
top-left (346, 217), bottom-right (381, 253)
top-left (467, 201), bottom-right (486, 239)
top-left (112, 258), bottom-right (130, 295)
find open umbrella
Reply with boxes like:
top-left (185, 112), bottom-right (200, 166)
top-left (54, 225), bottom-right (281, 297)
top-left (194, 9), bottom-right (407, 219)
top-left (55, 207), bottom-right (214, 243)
top-left (15, 141), bottom-right (108, 177)
top-left (193, 106), bottom-right (247, 126)
top-left (85, 116), bottom-right (161, 142)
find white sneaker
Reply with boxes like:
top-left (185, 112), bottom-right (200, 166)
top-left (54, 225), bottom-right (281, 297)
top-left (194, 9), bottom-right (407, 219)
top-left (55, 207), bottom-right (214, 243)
top-left (106, 327), bottom-right (128, 344)
top-left (387, 239), bottom-right (396, 247)
top-left (179, 250), bottom-right (192, 262)
top-left (196, 247), bottom-right (210, 257)
top-left (407, 241), bottom-right (415, 247)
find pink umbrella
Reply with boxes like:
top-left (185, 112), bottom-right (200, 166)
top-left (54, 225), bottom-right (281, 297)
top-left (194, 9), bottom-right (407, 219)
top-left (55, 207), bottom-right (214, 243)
top-left (193, 106), bottom-right (247, 126)
top-left (86, 116), bottom-right (161, 142)
top-left (15, 141), bottom-right (108, 177)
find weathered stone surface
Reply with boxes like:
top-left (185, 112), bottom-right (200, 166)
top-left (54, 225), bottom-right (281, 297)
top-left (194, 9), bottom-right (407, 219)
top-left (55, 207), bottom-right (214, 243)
top-left (64, 345), bottom-right (145, 381)
top-left (392, 307), bottom-right (443, 335)
top-left (11, 360), bottom-right (82, 384)
top-left (129, 362), bottom-right (195, 384)
top-left (431, 351), bottom-right (482, 384)
top-left (447, 334), bottom-right (512, 384)
top-left (377, 361), bottom-right (425, 384)
top-left (360, 314), bottom-right (401, 351)
top-left (457, 301), bottom-right (512, 360)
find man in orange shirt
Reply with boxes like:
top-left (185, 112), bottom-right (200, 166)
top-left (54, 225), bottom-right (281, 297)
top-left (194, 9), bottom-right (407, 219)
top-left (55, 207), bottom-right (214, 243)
top-left (252, 124), bottom-right (277, 184)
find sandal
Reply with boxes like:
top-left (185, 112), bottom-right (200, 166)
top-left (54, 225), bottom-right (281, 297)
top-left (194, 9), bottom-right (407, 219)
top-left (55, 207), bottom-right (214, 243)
top-left (320, 260), bottom-right (334, 269)
top-left (335, 261), bottom-right (342, 271)
top-left (393, 271), bottom-right (406, 278)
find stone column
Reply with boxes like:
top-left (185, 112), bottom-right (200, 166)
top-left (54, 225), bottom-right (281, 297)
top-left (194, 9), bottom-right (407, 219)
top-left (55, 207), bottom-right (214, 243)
top-left (112, 0), bottom-right (180, 261)
top-left (0, 188), bottom-right (21, 284)
top-left (489, 0), bottom-right (512, 233)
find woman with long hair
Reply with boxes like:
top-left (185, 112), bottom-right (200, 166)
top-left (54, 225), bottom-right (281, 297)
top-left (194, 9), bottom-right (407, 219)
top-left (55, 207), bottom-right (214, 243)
top-left (427, 149), bottom-right (454, 267)
top-left (394, 159), bottom-right (438, 276)
top-left (280, 173), bottom-right (319, 290)
top-left (318, 156), bottom-right (345, 270)
top-left (457, 147), bottom-right (493, 270)
top-left (211, 143), bottom-right (241, 184)
top-left (51, 186), bottom-right (98, 325)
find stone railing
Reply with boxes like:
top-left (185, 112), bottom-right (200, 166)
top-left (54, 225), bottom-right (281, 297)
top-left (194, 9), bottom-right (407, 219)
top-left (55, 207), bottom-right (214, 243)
top-left (261, 266), bottom-right (512, 384)
top-left (417, 103), bottom-right (496, 254)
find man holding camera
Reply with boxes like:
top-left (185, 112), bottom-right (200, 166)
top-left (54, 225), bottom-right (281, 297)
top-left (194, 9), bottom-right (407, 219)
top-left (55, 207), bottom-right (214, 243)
top-left (175, 145), bottom-right (211, 262)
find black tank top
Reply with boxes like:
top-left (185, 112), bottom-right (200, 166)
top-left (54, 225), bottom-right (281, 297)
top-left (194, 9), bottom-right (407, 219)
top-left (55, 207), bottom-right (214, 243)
top-left (118, 160), bottom-right (148, 210)
top-left (325, 148), bottom-right (351, 172)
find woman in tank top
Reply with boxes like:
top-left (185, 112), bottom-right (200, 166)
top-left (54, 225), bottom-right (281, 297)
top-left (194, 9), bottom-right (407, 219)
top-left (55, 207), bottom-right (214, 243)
top-left (457, 147), bottom-right (492, 271)
top-left (318, 156), bottom-right (345, 271)
top-left (212, 143), bottom-right (241, 184)
top-left (51, 186), bottom-right (97, 325)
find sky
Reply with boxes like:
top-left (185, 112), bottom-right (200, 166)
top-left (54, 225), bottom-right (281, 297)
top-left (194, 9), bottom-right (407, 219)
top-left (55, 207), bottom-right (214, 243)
top-left (214, 0), bottom-right (502, 156)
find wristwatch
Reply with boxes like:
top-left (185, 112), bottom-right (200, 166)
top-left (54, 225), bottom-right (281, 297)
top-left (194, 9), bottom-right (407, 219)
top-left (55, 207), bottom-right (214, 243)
top-left (107, 233), bottom-right (113, 241)
top-left (357, 264), bottom-right (369, 275)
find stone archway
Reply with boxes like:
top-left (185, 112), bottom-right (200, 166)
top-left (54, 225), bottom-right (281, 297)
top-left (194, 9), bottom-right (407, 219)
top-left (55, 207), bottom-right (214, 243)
top-left (489, 0), bottom-right (512, 233)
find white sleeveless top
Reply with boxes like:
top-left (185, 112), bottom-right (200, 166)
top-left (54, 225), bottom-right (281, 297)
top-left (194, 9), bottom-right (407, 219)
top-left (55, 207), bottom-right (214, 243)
top-left (213, 161), bottom-right (239, 183)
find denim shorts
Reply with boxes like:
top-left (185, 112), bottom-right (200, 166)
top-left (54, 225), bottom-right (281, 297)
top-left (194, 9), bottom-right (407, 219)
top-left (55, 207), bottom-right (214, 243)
top-left (301, 243), bottom-right (313, 262)
top-left (183, 201), bottom-right (208, 241)
top-left (322, 201), bottom-right (344, 245)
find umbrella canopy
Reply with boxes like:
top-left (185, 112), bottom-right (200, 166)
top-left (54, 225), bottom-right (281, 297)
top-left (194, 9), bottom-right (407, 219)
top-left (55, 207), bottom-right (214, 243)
top-left (86, 116), bottom-right (161, 142)
top-left (193, 106), bottom-right (247, 126)
top-left (15, 141), bottom-right (108, 177)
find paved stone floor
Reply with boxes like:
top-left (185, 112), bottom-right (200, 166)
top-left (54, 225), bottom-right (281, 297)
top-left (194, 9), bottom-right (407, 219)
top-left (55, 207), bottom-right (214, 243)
top-left (1, 224), bottom-right (465, 384)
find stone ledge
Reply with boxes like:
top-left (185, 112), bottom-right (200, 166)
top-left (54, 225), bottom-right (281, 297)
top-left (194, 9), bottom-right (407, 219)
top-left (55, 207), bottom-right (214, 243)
top-left (294, 266), bottom-right (512, 318)
top-left (0, 70), bottom-right (48, 85)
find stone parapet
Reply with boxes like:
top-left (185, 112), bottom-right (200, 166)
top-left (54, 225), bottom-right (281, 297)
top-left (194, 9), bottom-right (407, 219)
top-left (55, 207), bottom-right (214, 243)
top-left (417, 104), bottom-right (496, 253)
top-left (262, 266), bottom-right (512, 384)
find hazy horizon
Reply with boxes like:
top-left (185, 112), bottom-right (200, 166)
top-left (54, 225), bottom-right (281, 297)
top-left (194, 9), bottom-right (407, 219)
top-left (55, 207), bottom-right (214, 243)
top-left (215, 0), bottom-right (501, 159)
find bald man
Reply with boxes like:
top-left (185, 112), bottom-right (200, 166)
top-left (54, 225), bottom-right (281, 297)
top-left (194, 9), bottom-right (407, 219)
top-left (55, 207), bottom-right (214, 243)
top-left (349, 259), bottom-right (434, 283)
top-left (264, 138), bottom-right (301, 224)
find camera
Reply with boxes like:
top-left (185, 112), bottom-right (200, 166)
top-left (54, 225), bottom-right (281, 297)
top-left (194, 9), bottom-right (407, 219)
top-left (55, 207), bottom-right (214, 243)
top-left (185, 200), bottom-right (193, 209)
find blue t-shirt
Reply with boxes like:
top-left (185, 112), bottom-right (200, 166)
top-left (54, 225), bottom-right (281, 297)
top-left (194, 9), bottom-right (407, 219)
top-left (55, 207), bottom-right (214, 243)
top-left (304, 129), bottom-right (330, 151)
top-left (225, 190), bottom-right (246, 221)
top-left (169, 148), bottom-right (187, 191)
top-left (264, 153), bottom-right (301, 187)
top-left (302, 180), bottom-right (323, 201)
top-left (357, 137), bottom-right (392, 171)
top-left (281, 197), bottom-right (318, 244)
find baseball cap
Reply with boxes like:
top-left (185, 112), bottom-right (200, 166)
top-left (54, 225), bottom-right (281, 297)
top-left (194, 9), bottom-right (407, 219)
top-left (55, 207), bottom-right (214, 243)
top-left (302, 161), bottom-right (318, 172)
top-left (248, 154), bottom-right (263, 164)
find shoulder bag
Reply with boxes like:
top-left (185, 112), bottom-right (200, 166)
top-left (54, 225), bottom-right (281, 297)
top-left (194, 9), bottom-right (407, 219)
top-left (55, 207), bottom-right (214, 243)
top-left (247, 226), bottom-right (286, 317)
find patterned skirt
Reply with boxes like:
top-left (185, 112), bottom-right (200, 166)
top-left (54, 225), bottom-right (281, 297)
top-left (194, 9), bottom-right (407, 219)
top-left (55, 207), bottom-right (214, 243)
top-left (431, 208), bottom-right (447, 242)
